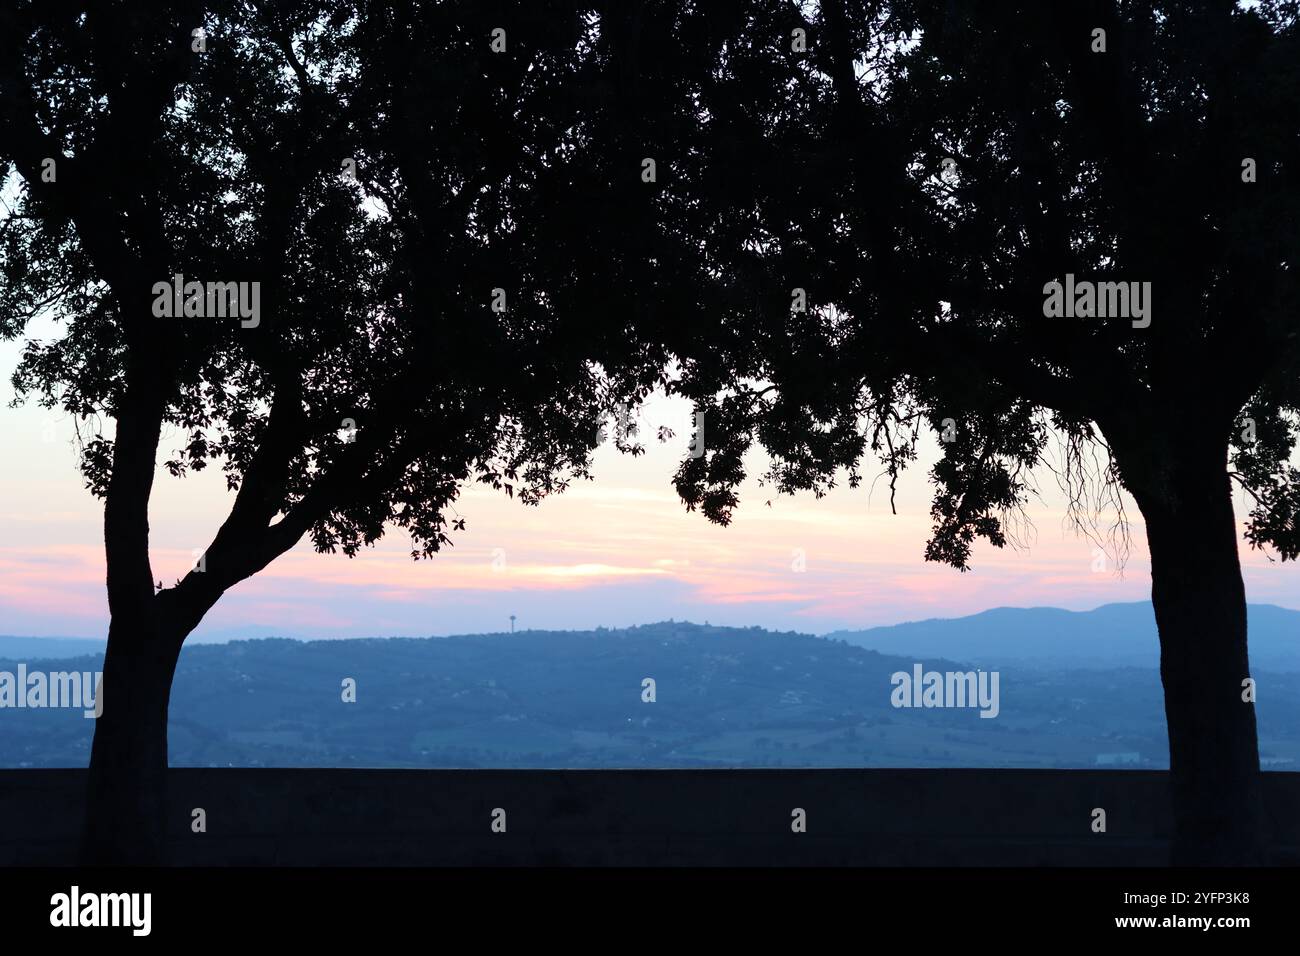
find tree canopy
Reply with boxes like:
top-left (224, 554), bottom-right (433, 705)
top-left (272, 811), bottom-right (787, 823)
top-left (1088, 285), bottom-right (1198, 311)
top-left (0, 0), bottom-right (710, 632)
top-left (666, 0), bottom-right (1300, 574)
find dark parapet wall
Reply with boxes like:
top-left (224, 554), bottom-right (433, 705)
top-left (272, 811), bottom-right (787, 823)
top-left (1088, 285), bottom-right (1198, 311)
top-left (2, 769), bottom-right (1297, 867)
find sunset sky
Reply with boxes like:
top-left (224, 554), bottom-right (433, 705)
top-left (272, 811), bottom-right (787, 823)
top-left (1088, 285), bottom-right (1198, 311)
top-left (3, 318), bottom-right (1298, 642)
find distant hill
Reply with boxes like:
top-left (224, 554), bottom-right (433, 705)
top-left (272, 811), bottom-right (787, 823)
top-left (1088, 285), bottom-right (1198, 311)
top-left (2, 620), bottom-right (1298, 771)
top-left (827, 602), bottom-right (1300, 670)
top-left (0, 636), bottom-right (105, 660)
top-left (8, 600), bottom-right (1296, 669)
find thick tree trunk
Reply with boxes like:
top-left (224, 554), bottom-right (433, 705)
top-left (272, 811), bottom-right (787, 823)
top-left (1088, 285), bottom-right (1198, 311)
top-left (1130, 441), bottom-right (1263, 865)
top-left (80, 601), bottom-right (185, 865)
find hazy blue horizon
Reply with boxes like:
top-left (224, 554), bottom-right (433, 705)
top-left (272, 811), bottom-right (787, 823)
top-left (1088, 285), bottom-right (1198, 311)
top-left (5, 600), bottom-right (1299, 672)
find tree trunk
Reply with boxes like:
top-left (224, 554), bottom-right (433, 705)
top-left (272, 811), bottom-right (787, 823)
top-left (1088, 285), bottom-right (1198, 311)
top-left (1129, 439), bottom-right (1263, 865)
top-left (80, 600), bottom-right (185, 865)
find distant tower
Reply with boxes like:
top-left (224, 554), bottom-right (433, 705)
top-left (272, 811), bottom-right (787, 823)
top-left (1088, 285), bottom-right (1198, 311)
top-left (510, 614), bottom-right (517, 633)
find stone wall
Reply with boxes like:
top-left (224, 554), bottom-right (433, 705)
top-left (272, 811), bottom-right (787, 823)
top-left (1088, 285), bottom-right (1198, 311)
top-left (2, 769), bottom-right (1297, 866)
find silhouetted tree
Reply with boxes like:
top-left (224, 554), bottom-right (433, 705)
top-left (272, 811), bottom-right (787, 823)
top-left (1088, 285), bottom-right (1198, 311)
top-left (667, 0), bottom-right (1300, 863)
top-left (0, 0), bottom-right (703, 862)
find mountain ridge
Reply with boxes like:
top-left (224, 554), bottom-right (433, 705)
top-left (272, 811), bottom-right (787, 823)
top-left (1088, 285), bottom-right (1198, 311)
top-left (4, 600), bottom-right (1298, 668)
top-left (826, 601), bottom-right (1300, 669)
